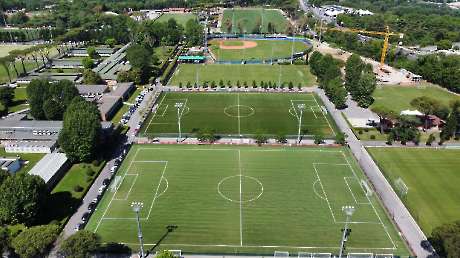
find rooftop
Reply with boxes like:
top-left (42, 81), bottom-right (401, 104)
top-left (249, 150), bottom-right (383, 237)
top-left (28, 153), bottom-right (68, 183)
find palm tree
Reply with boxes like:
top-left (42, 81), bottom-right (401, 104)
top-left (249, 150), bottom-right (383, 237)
top-left (0, 57), bottom-right (12, 83)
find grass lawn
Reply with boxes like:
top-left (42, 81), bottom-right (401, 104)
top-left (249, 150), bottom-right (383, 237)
top-left (155, 46), bottom-right (174, 63)
top-left (0, 148), bottom-right (44, 174)
top-left (0, 87), bottom-right (29, 113)
top-left (111, 87), bottom-right (142, 124)
top-left (209, 39), bottom-right (309, 61)
top-left (169, 64), bottom-right (315, 87)
top-left (47, 161), bottom-right (106, 224)
top-left (156, 13), bottom-right (197, 26)
top-left (368, 148), bottom-right (460, 234)
top-left (86, 144), bottom-right (408, 256)
top-left (371, 84), bottom-right (460, 113)
top-left (140, 92), bottom-right (336, 138)
top-left (0, 44), bottom-right (32, 57)
top-left (222, 8), bottom-right (288, 34)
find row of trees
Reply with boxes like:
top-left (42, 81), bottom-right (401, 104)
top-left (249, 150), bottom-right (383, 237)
top-left (309, 51), bottom-right (347, 109)
top-left (344, 54), bottom-right (376, 108)
top-left (178, 80), bottom-right (303, 89)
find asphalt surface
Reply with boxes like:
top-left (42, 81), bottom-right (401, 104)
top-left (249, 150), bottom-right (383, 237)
top-left (315, 88), bottom-right (431, 258)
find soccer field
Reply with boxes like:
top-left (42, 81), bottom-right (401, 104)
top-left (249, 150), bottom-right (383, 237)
top-left (155, 13), bottom-right (197, 26)
top-left (208, 39), bottom-right (310, 61)
top-left (168, 64), bottom-right (316, 87)
top-left (86, 145), bottom-right (408, 256)
top-left (367, 147), bottom-right (460, 234)
top-left (139, 92), bottom-right (335, 138)
top-left (222, 8), bottom-right (288, 34)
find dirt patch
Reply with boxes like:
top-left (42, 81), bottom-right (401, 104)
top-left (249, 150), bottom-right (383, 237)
top-left (216, 40), bottom-right (258, 50)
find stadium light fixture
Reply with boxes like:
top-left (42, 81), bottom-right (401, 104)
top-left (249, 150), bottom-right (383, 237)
top-left (297, 104), bottom-right (306, 144)
top-left (339, 205), bottom-right (355, 258)
top-left (131, 201), bottom-right (145, 258)
top-left (175, 102), bottom-right (184, 142)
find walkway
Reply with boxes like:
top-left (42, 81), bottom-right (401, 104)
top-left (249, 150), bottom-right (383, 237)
top-left (315, 88), bottom-right (430, 258)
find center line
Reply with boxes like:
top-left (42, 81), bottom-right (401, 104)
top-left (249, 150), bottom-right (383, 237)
top-left (237, 93), bottom-right (241, 135)
top-left (238, 149), bottom-right (243, 246)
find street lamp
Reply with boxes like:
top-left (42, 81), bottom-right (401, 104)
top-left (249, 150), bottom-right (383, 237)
top-left (297, 104), bottom-right (306, 144)
top-left (175, 102), bottom-right (184, 142)
top-left (131, 202), bottom-right (145, 258)
top-left (339, 205), bottom-right (355, 258)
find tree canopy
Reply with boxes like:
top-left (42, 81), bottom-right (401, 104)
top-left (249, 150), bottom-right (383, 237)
top-left (59, 230), bottom-right (101, 258)
top-left (11, 225), bottom-right (59, 258)
top-left (58, 98), bottom-right (102, 162)
top-left (0, 173), bottom-right (47, 225)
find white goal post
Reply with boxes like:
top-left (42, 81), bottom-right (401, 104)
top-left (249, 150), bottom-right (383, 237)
top-left (274, 251), bottom-right (289, 257)
top-left (110, 176), bottom-right (122, 192)
top-left (395, 177), bottom-right (409, 197)
top-left (361, 179), bottom-right (373, 197)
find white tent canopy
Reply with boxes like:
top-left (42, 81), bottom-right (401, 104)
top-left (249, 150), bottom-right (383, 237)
top-left (400, 109), bottom-right (424, 116)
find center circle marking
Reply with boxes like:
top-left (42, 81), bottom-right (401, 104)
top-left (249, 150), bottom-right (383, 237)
top-left (224, 105), bottom-right (255, 118)
top-left (217, 175), bottom-right (263, 203)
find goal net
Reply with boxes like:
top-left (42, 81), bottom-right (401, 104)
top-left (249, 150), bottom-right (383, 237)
top-left (274, 251), bottom-right (289, 257)
top-left (394, 177), bottom-right (409, 197)
top-left (298, 253), bottom-right (332, 258)
top-left (110, 176), bottom-right (122, 192)
top-left (347, 253), bottom-right (373, 258)
top-left (361, 179), bottom-right (373, 197)
top-left (375, 254), bottom-right (394, 258)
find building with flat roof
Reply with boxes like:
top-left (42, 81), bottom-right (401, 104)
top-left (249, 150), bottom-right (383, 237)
top-left (17, 73), bottom-right (81, 84)
top-left (76, 84), bottom-right (109, 98)
top-left (68, 48), bottom-right (115, 57)
top-left (0, 157), bottom-right (21, 173)
top-left (51, 59), bottom-right (84, 69)
top-left (95, 82), bottom-right (135, 121)
top-left (4, 140), bottom-right (57, 153)
top-left (28, 153), bottom-right (69, 187)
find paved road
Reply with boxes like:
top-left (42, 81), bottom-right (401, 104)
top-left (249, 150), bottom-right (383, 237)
top-left (315, 88), bottom-right (431, 258)
top-left (59, 84), bottom-right (159, 241)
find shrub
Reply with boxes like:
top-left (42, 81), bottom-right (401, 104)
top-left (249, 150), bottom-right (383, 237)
top-left (314, 134), bottom-right (325, 144)
top-left (426, 133), bottom-right (436, 146)
top-left (211, 81), bottom-right (216, 88)
top-left (91, 160), bottom-right (100, 167)
top-left (236, 80), bottom-right (241, 88)
top-left (186, 81), bottom-right (192, 88)
top-left (179, 82), bottom-right (183, 88)
top-left (369, 135), bottom-right (376, 140)
top-left (85, 167), bottom-right (95, 177)
top-left (74, 185), bottom-right (83, 192)
top-left (243, 81), bottom-right (248, 88)
top-left (358, 130), bottom-right (363, 135)
top-left (252, 80), bottom-right (257, 88)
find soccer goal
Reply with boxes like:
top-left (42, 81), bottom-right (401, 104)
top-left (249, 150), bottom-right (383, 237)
top-left (311, 253), bottom-right (331, 258)
top-left (375, 254), bottom-right (394, 258)
top-left (394, 177), bottom-right (409, 197)
top-left (274, 251), bottom-right (289, 257)
top-left (361, 179), bottom-right (373, 197)
top-left (110, 176), bottom-right (122, 192)
top-left (347, 253), bottom-right (374, 258)
top-left (168, 250), bottom-right (182, 258)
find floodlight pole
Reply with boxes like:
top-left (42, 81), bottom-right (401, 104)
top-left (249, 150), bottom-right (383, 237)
top-left (339, 205), bottom-right (355, 258)
top-left (131, 202), bottom-right (145, 258)
top-left (175, 102), bottom-right (183, 142)
top-left (297, 104), bottom-right (306, 144)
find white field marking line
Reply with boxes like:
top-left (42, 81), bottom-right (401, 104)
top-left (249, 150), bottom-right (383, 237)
top-left (146, 161), bottom-right (168, 220)
top-left (149, 122), bottom-right (174, 125)
top-left (238, 149), bottom-right (243, 246)
top-left (290, 100), bottom-right (300, 120)
top-left (343, 176), bottom-right (372, 205)
top-left (312, 163), bottom-right (337, 223)
top-left (310, 106), bottom-right (318, 119)
top-left (156, 177), bottom-right (169, 198)
top-left (341, 152), bottom-right (397, 249)
top-left (179, 98), bottom-right (188, 119)
top-left (158, 104), bottom-right (169, 117)
top-left (94, 148), bottom-right (141, 232)
top-left (136, 147), bottom-right (343, 153)
top-left (312, 179), bottom-right (327, 200)
top-left (113, 174), bottom-right (139, 201)
top-left (145, 92), bottom-right (168, 132)
top-left (311, 95), bottom-right (336, 136)
top-left (132, 160), bottom-right (169, 163)
top-left (117, 242), bottom-right (396, 250)
top-left (237, 93), bottom-right (241, 135)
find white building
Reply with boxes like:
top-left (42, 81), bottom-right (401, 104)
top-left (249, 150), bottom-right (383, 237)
top-left (0, 157), bottom-right (21, 173)
top-left (28, 153), bottom-right (69, 187)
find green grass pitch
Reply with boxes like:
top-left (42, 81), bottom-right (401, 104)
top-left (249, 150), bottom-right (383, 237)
top-left (208, 39), bottom-right (309, 61)
top-left (139, 92), bottom-right (336, 138)
top-left (155, 13), bottom-right (197, 27)
top-left (85, 145), bottom-right (409, 255)
top-left (222, 8), bottom-right (288, 34)
top-left (168, 64), bottom-right (316, 87)
top-left (368, 147), bottom-right (460, 234)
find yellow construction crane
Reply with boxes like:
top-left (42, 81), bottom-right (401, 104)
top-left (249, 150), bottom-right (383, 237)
top-left (325, 26), bottom-right (404, 69)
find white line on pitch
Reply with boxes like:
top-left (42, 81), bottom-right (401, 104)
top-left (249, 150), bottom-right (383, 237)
top-left (238, 149), bottom-right (243, 246)
top-left (146, 162), bottom-right (168, 219)
top-left (237, 93), bottom-right (241, 135)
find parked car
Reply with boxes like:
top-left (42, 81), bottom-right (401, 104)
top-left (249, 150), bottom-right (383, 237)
top-left (74, 223), bottom-right (84, 231)
top-left (88, 202), bottom-right (96, 211)
top-left (81, 212), bottom-right (90, 222)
